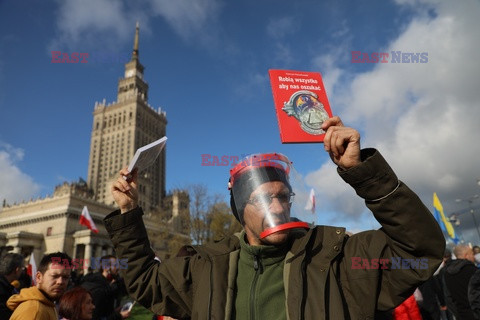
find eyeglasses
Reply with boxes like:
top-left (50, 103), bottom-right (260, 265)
top-left (247, 192), bottom-right (295, 209)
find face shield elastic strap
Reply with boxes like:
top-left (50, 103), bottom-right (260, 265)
top-left (260, 222), bottom-right (309, 239)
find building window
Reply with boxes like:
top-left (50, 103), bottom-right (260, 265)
top-left (47, 227), bottom-right (52, 236)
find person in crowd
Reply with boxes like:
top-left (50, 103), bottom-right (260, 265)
top-left (418, 274), bottom-right (446, 320)
top-left (473, 245), bottom-right (480, 255)
top-left (444, 244), bottom-right (477, 320)
top-left (70, 266), bottom-right (85, 288)
top-left (18, 266), bottom-right (33, 289)
top-left (59, 286), bottom-right (95, 320)
top-left (473, 245), bottom-right (480, 267)
top-left (468, 268), bottom-right (480, 320)
top-left (0, 253), bottom-right (24, 319)
top-left (7, 252), bottom-right (72, 320)
top-left (103, 255), bottom-right (128, 310)
top-left (105, 116), bottom-right (445, 319)
top-left (81, 255), bottom-right (130, 319)
top-left (436, 249), bottom-right (455, 320)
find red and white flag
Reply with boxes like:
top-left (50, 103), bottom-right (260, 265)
top-left (80, 206), bottom-right (99, 233)
top-left (27, 252), bottom-right (37, 286)
top-left (304, 188), bottom-right (316, 214)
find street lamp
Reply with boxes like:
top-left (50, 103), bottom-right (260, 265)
top-left (455, 194), bottom-right (480, 242)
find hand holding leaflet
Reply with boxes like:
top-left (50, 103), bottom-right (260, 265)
top-left (123, 136), bottom-right (167, 181)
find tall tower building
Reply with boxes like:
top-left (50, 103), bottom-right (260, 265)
top-left (87, 23), bottom-right (167, 213)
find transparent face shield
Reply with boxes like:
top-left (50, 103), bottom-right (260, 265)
top-left (229, 153), bottom-right (311, 239)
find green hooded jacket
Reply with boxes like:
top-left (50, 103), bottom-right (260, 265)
top-left (104, 149), bottom-right (445, 319)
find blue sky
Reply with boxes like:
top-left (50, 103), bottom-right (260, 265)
top-left (1, 0), bottom-right (480, 242)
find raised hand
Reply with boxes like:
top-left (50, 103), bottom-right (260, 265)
top-left (111, 167), bottom-right (139, 214)
top-left (321, 116), bottom-right (361, 170)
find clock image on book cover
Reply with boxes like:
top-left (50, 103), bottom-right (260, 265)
top-left (282, 90), bottom-right (329, 135)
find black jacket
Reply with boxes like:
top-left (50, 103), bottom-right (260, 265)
top-left (418, 276), bottom-right (443, 319)
top-left (469, 269), bottom-right (480, 320)
top-left (81, 272), bottom-right (123, 320)
top-left (444, 259), bottom-right (477, 320)
top-left (0, 275), bottom-right (15, 319)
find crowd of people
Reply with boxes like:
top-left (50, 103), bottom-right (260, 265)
top-left (0, 244), bottom-right (479, 319)
top-left (1, 116), bottom-right (480, 319)
top-left (377, 245), bottom-right (480, 319)
top-left (0, 251), bottom-right (132, 320)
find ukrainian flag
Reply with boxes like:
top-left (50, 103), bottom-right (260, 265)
top-left (433, 192), bottom-right (459, 244)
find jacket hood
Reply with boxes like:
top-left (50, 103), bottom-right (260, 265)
top-left (0, 274), bottom-right (14, 290)
top-left (445, 258), bottom-right (475, 275)
top-left (7, 286), bottom-right (54, 311)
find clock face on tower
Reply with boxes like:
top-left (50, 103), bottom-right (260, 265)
top-left (125, 69), bottom-right (143, 79)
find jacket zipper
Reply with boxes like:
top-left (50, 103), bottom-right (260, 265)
top-left (250, 255), bottom-right (260, 320)
top-left (299, 259), bottom-right (307, 320)
top-left (298, 230), bottom-right (316, 320)
top-left (208, 259), bottom-right (213, 319)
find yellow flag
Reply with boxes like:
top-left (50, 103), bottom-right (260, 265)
top-left (433, 192), bottom-right (457, 241)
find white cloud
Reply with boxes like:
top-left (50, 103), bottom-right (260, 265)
top-left (266, 16), bottom-right (298, 39)
top-left (308, 0), bottom-right (480, 229)
top-left (49, 0), bottom-right (136, 51)
top-left (49, 0), bottom-right (222, 51)
top-left (312, 49), bottom-right (345, 99)
top-left (149, 0), bottom-right (222, 41)
top-left (233, 72), bottom-right (269, 101)
top-left (332, 19), bottom-right (349, 38)
top-left (269, 42), bottom-right (296, 67)
top-left (394, 0), bottom-right (443, 6)
top-left (0, 143), bottom-right (41, 204)
top-left (304, 161), bottom-right (369, 229)
top-left (310, 25), bottom-right (352, 100)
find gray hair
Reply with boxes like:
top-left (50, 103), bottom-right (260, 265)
top-left (0, 253), bottom-right (24, 275)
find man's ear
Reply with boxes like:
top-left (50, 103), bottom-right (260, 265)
top-left (35, 271), bottom-right (42, 285)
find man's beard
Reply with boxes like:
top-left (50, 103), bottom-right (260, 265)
top-left (39, 287), bottom-right (64, 301)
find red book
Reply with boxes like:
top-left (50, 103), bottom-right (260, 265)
top-left (269, 69), bottom-right (333, 143)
